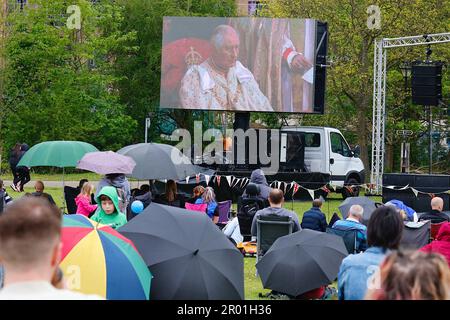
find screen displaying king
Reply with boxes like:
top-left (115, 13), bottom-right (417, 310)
top-left (179, 25), bottom-right (273, 112)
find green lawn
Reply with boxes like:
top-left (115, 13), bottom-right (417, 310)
top-left (6, 183), bottom-right (381, 300)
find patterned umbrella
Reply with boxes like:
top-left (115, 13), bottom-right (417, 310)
top-left (77, 151), bottom-right (136, 175)
top-left (60, 214), bottom-right (152, 300)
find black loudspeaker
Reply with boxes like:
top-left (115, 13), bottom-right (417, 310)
top-left (313, 21), bottom-right (328, 114)
top-left (411, 63), bottom-right (443, 106)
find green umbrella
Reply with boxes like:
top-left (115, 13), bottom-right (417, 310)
top-left (17, 141), bottom-right (99, 211)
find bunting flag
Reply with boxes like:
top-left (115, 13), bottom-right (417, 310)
top-left (307, 188), bottom-right (315, 201)
top-left (241, 178), bottom-right (249, 188)
top-left (411, 188), bottom-right (419, 198)
top-left (195, 174), bottom-right (200, 184)
top-left (185, 176), bottom-right (190, 184)
top-left (292, 183), bottom-right (300, 197)
top-left (321, 186), bottom-right (331, 193)
top-left (226, 176), bottom-right (232, 187)
top-left (232, 178), bottom-right (240, 188)
top-left (204, 175), bottom-right (210, 186)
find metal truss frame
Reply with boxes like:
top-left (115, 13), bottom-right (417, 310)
top-left (371, 32), bottom-right (450, 194)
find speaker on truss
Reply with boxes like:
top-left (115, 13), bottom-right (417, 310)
top-left (411, 62), bottom-right (443, 106)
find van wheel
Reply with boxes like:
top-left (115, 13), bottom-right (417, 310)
top-left (342, 178), bottom-right (360, 199)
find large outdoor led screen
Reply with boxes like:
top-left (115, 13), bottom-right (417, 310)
top-left (160, 17), bottom-right (320, 113)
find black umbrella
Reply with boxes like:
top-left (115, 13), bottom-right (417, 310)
top-left (339, 196), bottom-right (378, 225)
top-left (117, 143), bottom-right (206, 180)
top-left (256, 229), bottom-right (348, 297)
top-left (118, 203), bottom-right (244, 300)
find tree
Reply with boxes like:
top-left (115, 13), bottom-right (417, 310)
top-left (267, 0), bottom-right (449, 175)
top-left (1, 0), bottom-right (138, 160)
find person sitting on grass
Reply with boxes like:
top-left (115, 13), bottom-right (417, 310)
top-left (31, 181), bottom-right (56, 206)
top-left (91, 186), bottom-right (127, 229)
top-left (75, 182), bottom-right (97, 217)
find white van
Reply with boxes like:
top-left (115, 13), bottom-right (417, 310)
top-left (281, 126), bottom-right (365, 198)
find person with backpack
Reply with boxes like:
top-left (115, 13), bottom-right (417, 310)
top-left (95, 173), bottom-right (131, 214)
top-left (0, 179), bottom-right (13, 214)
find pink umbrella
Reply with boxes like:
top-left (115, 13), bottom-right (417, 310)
top-left (77, 151), bottom-right (136, 175)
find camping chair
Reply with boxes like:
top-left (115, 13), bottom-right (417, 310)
top-left (237, 197), bottom-right (264, 241)
top-left (326, 227), bottom-right (358, 254)
top-left (328, 212), bottom-right (341, 228)
top-left (400, 220), bottom-right (431, 249)
top-left (64, 186), bottom-right (79, 214)
top-left (216, 200), bottom-right (232, 229)
top-left (256, 214), bottom-right (293, 265)
top-left (431, 222), bottom-right (446, 241)
top-left (185, 202), bottom-right (207, 213)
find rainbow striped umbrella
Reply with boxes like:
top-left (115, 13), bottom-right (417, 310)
top-left (60, 214), bottom-right (152, 300)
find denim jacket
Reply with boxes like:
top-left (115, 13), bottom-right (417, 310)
top-left (338, 247), bottom-right (388, 300)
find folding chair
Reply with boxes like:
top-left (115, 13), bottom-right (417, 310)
top-left (64, 186), bottom-right (79, 214)
top-left (326, 227), bottom-right (358, 254)
top-left (400, 220), bottom-right (431, 249)
top-left (185, 202), bottom-right (207, 213)
top-left (431, 222), bottom-right (446, 241)
top-left (256, 214), bottom-right (293, 265)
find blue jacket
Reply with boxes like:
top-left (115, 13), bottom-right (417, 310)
top-left (338, 247), bottom-right (388, 300)
top-left (332, 219), bottom-right (368, 252)
top-left (301, 207), bottom-right (327, 232)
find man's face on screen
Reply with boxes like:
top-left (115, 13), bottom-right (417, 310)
top-left (212, 31), bottom-right (239, 70)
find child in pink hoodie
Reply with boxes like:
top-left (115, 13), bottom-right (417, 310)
top-left (75, 182), bottom-right (97, 217)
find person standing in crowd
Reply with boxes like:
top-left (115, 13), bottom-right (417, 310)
top-left (338, 206), bottom-right (403, 300)
top-left (9, 143), bottom-right (22, 192)
top-left (75, 182), bottom-right (97, 217)
top-left (243, 169), bottom-right (272, 200)
top-left (301, 199), bottom-right (327, 232)
top-left (96, 173), bottom-right (131, 213)
top-left (251, 189), bottom-right (301, 239)
top-left (421, 222), bottom-right (450, 266)
top-left (419, 197), bottom-right (449, 224)
top-left (365, 250), bottom-right (450, 300)
top-left (332, 204), bottom-right (367, 252)
top-left (0, 197), bottom-right (102, 299)
top-left (0, 179), bottom-right (13, 214)
top-left (195, 187), bottom-right (219, 222)
top-left (31, 181), bottom-right (56, 206)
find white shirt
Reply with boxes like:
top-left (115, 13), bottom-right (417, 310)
top-left (0, 281), bottom-right (103, 300)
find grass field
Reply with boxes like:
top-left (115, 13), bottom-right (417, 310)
top-left (6, 182), bottom-right (382, 300)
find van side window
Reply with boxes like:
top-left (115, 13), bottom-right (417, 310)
top-left (331, 132), bottom-right (351, 157)
top-left (304, 133), bottom-right (320, 147)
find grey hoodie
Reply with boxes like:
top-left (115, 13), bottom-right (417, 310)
top-left (95, 174), bottom-right (131, 203)
top-left (243, 169), bottom-right (271, 200)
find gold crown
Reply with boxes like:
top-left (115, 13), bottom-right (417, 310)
top-left (185, 46), bottom-right (203, 66)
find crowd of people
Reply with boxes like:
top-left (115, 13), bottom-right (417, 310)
top-left (0, 167), bottom-right (449, 300)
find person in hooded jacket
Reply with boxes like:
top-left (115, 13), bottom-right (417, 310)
top-left (95, 173), bottom-right (131, 213)
top-left (14, 144), bottom-right (31, 192)
top-left (421, 222), bottom-right (450, 267)
top-left (242, 169), bottom-right (271, 200)
top-left (91, 186), bottom-right (127, 229)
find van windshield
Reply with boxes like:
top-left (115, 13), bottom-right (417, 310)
top-left (330, 132), bottom-right (352, 157)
